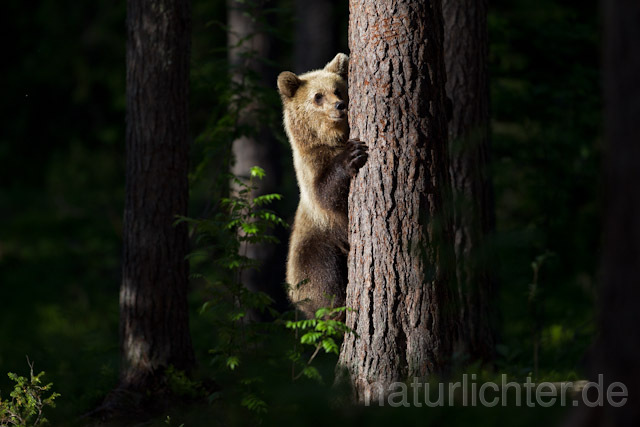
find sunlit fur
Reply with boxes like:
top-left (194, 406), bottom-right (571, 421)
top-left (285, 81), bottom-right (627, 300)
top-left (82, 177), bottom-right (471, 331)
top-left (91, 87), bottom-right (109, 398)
top-left (279, 54), bottom-right (349, 228)
top-left (278, 53), bottom-right (352, 317)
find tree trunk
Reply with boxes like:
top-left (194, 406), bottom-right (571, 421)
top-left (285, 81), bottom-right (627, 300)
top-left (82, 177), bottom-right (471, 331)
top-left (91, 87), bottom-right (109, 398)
top-left (338, 0), bottom-right (458, 402)
top-left (442, 0), bottom-right (496, 363)
top-left (567, 1), bottom-right (640, 425)
top-left (228, 0), bottom-right (278, 191)
top-left (294, 0), bottom-right (339, 73)
top-left (227, 0), bottom-right (286, 309)
top-left (119, 0), bottom-right (195, 391)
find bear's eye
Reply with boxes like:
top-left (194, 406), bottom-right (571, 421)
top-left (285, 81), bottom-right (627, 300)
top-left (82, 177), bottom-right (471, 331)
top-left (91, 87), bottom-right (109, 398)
top-left (334, 89), bottom-right (341, 97)
top-left (314, 93), bottom-right (323, 104)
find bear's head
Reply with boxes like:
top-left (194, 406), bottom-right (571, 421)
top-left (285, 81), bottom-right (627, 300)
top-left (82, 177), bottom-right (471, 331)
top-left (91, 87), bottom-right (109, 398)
top-left (277, 53), bottom-right (349, 143)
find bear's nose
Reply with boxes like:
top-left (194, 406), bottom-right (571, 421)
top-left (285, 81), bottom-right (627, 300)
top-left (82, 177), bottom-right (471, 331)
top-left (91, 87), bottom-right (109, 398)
top-left (335, 101), bottom-right (346, 111)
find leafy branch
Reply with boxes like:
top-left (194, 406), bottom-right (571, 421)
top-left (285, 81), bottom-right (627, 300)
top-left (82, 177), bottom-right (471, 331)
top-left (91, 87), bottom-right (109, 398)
top-left (286, 304), bottom-right (355, 382)
top-left (0, 358), bottom-right (60, 427)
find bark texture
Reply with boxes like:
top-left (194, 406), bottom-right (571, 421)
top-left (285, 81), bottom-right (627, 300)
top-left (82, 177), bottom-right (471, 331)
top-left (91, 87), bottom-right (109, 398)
top-left (338, 0), bottom-right (457, 402)
top-left (120, 0), bottom-right (195, 390)
top-left (443, 0), bottom-right (496, 363)
top-left (294, 0), bottom-right (339, 73)
top-left (228, 0), bottom-right (286, 308)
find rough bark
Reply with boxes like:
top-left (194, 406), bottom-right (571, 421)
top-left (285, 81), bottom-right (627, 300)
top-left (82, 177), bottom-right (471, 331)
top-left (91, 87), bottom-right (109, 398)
top-left (119, 0), bottom-right (195, 391)
top-left (228, 0), bottom-right (286, 309)
top-left (443, 0), bottom-right (496, 363)
top-left (294, 0), bottom-right (339, 73)
top-left (566, 1), bottom-right (640, 425)
top-left (338, 0), bottom-right (458, 402)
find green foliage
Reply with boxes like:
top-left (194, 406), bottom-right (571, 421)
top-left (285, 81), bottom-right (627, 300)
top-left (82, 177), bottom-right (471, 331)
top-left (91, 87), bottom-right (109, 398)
top-left (166, 366), bottom-right (203, 399)
top-left (180, 165), bottom-right (286, 296)
top-left (185, 166), bottom-right (285, 417)
top-left (286, 304), bottom-right (354, 382)
top-left (186, 164), bottom-right (354, 419)
top-left (0, 360), bottom-right (60, 427)
top-left (185, 3), bottom-right (298, 418)
top-left (240, 393), bottom-right (268, 415)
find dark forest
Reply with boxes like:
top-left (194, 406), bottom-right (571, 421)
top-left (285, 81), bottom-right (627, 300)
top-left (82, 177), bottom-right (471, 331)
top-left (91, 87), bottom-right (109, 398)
top-left (1, 0), bottom-right (638, 425)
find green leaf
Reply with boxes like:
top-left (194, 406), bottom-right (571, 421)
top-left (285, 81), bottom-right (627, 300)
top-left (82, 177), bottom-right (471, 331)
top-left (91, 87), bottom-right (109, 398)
top-left (315, 307), bottom-right (330, 319)
top-left (300, 331), bottom-right (322, 344)
top-left (199, 301), bottom-right (211, 315)
top-left (230, 311), bottom-right (246, 321)
top-left (321, 338), bottom-right (339, 354)
top-left (301, 366), bottom-right (321, 381)
top-left (241, 393), bottom-right (268, 414)
top-left (226, 356), bottom-right (240, 370)
top-left (250, 166), bottom-right (266, 179)
top-left (240, 222), bottom-right (260, 234)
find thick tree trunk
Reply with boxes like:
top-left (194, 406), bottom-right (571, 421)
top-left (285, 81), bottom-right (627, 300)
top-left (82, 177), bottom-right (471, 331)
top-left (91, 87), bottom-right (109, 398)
top-left (595, 0), bottom-right (640, 419)
top-left (442, 0), bottom-right (496, 363)
top-left (566, 2), bottom-right (640, 426)
top-left (579, 0), bottom-right (639, 425)
top-left (294, 0), bottom-right (339, 73)
top-left (119, 0), bottom-right (195, 391)
top-left (227, 0), bottom-right (286, 308)
top-left (338, 0), bottom-right (457, 402)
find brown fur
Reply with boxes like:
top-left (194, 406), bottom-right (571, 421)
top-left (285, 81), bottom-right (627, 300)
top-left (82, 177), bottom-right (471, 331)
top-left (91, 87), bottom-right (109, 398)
top-left (277, 53), bottom-right (368, 318)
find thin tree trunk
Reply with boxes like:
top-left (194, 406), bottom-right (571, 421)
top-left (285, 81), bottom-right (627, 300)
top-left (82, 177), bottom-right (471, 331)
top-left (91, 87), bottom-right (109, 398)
top-left (566, 1), bottom-right (640, 425)
top-left (442, 0), bottom-right (496, 363)
top-left (294, 0), bottom-right (338, 73)
top-left (228, 0), bottom-right (286, 308)
top-left (338, 0), bottom-right (457, 402)
top-left (119, 0), bottom-right (195, 392)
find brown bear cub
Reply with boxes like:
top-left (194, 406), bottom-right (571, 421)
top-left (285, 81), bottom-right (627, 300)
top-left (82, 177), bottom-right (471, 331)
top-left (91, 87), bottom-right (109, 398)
top-left (277, 53), bottom-right (368, 318)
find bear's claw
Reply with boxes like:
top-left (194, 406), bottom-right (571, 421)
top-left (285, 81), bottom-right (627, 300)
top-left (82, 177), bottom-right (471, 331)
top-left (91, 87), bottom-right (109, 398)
top-left (345, 138), bottom-right (368, 176)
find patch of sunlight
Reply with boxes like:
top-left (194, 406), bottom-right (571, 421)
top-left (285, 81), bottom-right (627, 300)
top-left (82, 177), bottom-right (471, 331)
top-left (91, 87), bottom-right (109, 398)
top-left (542, 324), bottom-right (574, 349)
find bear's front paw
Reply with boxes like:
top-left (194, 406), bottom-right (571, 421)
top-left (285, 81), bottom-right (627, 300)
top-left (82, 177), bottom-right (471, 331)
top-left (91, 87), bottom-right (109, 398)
top-left (345, 138), bottom-right (368, 176)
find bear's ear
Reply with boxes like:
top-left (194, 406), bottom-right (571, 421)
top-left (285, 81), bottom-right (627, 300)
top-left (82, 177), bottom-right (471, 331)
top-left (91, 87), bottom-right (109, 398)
top-left (324, 53), bottom-right (349, 79)
top-left (277, 71), bottom-right (301, 99)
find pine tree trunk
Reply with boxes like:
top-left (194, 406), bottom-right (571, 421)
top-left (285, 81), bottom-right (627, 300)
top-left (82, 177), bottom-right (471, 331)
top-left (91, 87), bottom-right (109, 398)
top-left (228, 0), bottom-right (286, 309)
top-left (228, 0), bottom-right (278, 190)
top-left (565, 2), bottom-right (640, 426)
top-left (119, 0), bottom-right (195, 391)
top-left (442, 0), bottom-right (496, 363)
top-left (338, 0), bottom-right (457, 402)
top-left (581, 0), bottom-right (640, 425)
top-left (595, 0), bottom-right (640, 418)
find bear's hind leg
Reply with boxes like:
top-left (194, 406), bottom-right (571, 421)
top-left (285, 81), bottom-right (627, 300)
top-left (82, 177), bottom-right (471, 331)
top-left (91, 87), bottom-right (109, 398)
top-left (288, 235), bottom-right (347, 318)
